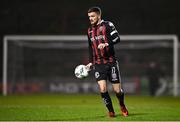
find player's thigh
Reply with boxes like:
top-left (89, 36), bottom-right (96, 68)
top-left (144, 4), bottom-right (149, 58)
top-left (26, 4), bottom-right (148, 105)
top-left (97, 80), bottom-right (107, 93)
top-left (112, 83), bottom-right (122, 93)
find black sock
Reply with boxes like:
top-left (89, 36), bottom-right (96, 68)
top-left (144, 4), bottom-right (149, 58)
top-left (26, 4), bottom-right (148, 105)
top-left (101, 92), bottom-right (114, 112)
top-left (116, 90), bottom-right (125, 106)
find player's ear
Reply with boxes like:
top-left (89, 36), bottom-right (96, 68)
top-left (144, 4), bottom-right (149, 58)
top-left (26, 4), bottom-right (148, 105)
top-left (98, 15), bottom-right (101, 20)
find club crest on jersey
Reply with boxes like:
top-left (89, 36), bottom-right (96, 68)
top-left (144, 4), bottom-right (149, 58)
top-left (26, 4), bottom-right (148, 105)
top-left (99, 26), bottom-right (103, 31)
top-left (90, 35), bottom-right (105, 42)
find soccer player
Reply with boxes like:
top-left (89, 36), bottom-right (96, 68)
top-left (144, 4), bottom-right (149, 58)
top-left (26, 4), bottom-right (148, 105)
top-left (86, 6), bottom-right (129, 117)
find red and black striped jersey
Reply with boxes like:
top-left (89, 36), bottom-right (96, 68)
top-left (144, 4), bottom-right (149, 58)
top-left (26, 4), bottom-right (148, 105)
top-left (87, 20), bottom-right (120, 64)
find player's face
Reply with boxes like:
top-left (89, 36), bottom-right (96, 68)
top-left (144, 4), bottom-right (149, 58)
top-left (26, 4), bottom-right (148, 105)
top-left (88, 12), bottom-right (101, 26)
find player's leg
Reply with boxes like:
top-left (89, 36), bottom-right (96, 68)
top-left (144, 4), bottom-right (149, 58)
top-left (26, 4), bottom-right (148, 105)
top-left (112, 83), bottom-right (128, 116)
top-left (97, 80), bottom-right (115, 117)
top-left (95, 64), bottom-right (115, 117)
top-left (112, 83), bottom-right (125, 106)
top-left (109, 61), bottom-right (128, 116)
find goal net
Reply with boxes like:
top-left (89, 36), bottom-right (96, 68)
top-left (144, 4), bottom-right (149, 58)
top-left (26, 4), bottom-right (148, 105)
top-left (2, 35), bottom-right (179, 96)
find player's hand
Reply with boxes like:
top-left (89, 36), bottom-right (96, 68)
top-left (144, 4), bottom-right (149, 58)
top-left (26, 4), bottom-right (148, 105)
top-left (86, 63), bottom-right (92, 71)
top-left (98, 43), bottom-right (109, 49)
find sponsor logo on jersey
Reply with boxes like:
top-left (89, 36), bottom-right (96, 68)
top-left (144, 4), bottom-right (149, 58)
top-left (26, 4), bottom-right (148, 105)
top-left (90, 35), bottom-right (105, 42)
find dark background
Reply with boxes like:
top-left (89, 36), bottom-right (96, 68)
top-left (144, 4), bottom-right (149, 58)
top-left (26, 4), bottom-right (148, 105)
top-left (1, 0), bottom-right (180, 81)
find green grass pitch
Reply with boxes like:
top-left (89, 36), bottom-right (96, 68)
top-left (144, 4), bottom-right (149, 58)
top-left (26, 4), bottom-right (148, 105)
top-left (0, 94), bottom-right (180, 121)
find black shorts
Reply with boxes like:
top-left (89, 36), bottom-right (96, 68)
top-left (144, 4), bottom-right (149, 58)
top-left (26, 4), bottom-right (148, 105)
top-left (94, 61), bottom-right (121, 83)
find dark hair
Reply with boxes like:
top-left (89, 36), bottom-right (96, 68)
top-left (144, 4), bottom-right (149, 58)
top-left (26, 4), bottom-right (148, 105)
top-left (88, 6), bottom-right (101, 15)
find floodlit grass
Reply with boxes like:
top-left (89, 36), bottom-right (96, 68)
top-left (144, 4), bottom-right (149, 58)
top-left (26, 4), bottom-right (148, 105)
top-left (0, 94), bottom-right (180, 121)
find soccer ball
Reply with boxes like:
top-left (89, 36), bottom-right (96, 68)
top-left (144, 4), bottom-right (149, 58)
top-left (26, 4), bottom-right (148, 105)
top-left (74, 64), bottom-right (89, 79)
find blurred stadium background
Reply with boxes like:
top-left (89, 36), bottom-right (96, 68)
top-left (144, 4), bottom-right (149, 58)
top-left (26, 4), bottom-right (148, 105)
top-left (0, 0), bottom-right (180, 96)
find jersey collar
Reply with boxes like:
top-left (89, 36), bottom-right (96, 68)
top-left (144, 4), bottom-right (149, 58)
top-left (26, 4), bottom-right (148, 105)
top-left (97, 20), bottom-right (104, 25)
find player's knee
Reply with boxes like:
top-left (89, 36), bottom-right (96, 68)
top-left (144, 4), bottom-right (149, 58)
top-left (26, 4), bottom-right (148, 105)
top-left (113, 88), bottom-right (120, 93)
top-left (113, 88), bottom-right (123, 94)
top-left (99, 87), bottom-right (107, 93)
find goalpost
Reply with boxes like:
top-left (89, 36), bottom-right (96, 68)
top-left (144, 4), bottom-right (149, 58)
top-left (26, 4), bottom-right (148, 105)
top-left (2, 35), bottom-right (179, 96)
